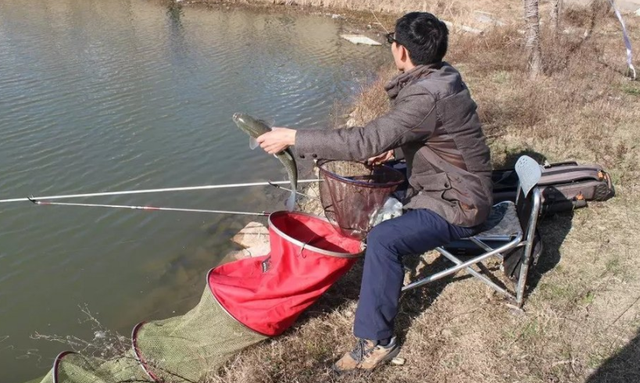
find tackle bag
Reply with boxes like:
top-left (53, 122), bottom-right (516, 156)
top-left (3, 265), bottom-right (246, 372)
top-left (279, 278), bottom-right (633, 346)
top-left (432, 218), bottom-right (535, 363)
top-left (492, 161), bottom-right (615, 215)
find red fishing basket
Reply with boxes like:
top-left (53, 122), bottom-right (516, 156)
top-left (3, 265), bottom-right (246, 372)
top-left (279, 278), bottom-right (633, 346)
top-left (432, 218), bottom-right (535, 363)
top-left (209, 211), bottom-right (363, 336)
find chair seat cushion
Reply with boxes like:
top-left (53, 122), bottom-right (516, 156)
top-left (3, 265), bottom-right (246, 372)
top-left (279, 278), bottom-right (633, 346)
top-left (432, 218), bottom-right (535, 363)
top-left (472, 201), bottom-right (522, 241)
top-left (442, 202), bottom-right (522, 255)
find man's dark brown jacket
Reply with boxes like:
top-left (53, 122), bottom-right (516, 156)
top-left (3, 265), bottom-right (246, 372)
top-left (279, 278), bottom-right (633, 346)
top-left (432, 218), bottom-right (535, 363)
top-left (295, 63), bottom-right (492, 227)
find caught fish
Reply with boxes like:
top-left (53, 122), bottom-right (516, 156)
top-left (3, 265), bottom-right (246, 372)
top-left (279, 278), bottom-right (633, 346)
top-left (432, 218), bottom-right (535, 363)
top-left (232, 113), bottom-right (298, 211)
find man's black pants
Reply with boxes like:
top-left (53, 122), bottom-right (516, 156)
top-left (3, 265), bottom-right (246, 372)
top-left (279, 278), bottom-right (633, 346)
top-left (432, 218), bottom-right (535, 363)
top-left (353, 208), bottom-right (476, 341)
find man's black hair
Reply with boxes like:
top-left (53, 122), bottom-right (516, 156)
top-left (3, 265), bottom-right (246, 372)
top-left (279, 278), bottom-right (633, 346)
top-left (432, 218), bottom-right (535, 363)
top-left (394, 12), bottom-right (449, 65)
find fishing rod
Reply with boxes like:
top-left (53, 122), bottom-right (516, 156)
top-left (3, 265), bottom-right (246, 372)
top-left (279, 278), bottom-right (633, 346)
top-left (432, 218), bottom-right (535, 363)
top-left (0, 179), bottom-right (322, 204)
top-left (28, 198), bottom-right (270, 217)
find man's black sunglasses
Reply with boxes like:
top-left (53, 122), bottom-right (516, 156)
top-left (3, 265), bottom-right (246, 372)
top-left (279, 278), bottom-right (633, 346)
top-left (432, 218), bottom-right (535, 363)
top-left (385, 32), bottom-right (398, 45)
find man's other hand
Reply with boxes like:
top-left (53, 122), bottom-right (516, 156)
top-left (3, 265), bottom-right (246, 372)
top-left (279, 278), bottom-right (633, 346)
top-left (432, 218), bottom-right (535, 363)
top-left (367, 150), bottom-right (394, 165)
top-left (257, 128), bottom-right (297, 155)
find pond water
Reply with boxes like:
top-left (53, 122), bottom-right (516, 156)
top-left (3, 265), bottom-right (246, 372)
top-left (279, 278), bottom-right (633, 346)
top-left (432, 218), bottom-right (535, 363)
top-left (0, 1), bottom-right (389, 381)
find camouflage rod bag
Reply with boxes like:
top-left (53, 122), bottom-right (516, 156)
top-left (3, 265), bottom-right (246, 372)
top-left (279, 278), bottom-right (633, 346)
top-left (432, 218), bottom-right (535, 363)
top-left (492, 161), bottom-right (615, 215)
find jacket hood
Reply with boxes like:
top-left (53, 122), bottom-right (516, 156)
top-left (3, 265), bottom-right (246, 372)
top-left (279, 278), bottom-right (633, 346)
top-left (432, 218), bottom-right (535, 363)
top-left (384, 63), bottom-right (442, 99)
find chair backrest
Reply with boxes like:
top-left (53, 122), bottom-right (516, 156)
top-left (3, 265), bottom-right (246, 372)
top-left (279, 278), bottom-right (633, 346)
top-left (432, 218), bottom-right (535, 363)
top-left (514, 156), bottom-right (543, 239)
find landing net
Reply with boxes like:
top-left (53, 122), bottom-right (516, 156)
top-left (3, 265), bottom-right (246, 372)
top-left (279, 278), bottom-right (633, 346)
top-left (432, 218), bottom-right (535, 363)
top-left (318, 160), bottom-right (405, 239)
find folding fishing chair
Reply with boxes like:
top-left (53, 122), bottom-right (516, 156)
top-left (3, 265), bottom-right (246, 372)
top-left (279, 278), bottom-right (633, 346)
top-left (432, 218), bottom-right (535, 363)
top-left (401, 155), bottom-right (543, 308)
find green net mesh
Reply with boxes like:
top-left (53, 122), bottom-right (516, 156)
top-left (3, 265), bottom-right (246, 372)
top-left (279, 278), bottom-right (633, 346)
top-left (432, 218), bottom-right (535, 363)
top-left (28, 287), bottom-right (266, 383)
top-left (34, 351), bottom-right (149, 383)
top-left (133, 286), bottom-right (267, 382)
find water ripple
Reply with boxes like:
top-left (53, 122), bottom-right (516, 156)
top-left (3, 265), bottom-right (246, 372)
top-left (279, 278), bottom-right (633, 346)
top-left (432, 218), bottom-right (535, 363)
top-left (0, 2), bottom-right (388, 382)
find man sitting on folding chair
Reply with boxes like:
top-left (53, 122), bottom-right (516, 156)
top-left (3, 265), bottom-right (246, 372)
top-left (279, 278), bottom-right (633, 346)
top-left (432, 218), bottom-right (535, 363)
top-left (256, 12), bottom-right (492, 373)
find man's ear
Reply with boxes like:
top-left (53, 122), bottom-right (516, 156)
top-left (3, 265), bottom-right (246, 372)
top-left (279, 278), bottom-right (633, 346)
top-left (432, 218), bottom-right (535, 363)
top-left (400, 45), bottom-right (410, 63)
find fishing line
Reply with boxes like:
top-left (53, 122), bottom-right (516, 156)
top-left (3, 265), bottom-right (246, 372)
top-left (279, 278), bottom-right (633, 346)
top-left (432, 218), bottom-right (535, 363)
top-left (267, 181), bottom-right (319, 200)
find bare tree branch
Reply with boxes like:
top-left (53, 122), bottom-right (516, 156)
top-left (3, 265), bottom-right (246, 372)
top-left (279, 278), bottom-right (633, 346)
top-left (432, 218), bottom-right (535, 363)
top-left (551, 0), bottom-right (563, 33)
top-left (524, 0), bottom-right (543, 78)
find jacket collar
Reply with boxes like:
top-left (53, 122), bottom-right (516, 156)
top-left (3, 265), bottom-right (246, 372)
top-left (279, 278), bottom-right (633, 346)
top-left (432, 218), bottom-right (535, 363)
top-left (385, 63), bottom-right (443, 99)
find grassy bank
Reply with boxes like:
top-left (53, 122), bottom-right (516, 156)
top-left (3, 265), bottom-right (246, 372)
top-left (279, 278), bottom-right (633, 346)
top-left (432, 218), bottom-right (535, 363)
top-left (196, 2), bottom-right (640, 383)
top-left (193, 0), bottom-right (507, 14)
top-left (191, 0), bottom-right (524, 32)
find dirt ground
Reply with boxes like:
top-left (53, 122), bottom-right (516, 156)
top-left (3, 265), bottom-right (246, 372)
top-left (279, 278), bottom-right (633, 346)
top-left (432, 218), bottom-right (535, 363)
top-left (181, 1), bottom-right (640, 382)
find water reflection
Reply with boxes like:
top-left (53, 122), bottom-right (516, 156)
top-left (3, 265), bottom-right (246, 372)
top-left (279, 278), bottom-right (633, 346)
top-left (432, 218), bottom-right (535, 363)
top-left (167, 0), bottom-right (184, 26)
top-left (166, 0), bottom-right (190, 69)
top-left (0, 1), bottom-right (389, 381)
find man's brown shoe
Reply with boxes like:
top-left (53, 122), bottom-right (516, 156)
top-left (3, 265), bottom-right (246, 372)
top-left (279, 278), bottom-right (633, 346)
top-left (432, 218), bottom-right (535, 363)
top-left (332, 337), bottom-right (400, 373)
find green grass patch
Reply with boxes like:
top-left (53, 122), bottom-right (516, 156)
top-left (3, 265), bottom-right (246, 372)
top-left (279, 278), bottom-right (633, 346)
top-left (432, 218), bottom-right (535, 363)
top-left (539, 282), bottom-right (579, 303)
top-left (621, 83), bottom-right (640, 96)
top-left (579, 290), bottom-right (596, 306)
top-left (587, 352), bottom-right (608, 369)
top-left (605, 256), bottom-right (626, 278)
top-left (512, 317), bottom-right (544, 344)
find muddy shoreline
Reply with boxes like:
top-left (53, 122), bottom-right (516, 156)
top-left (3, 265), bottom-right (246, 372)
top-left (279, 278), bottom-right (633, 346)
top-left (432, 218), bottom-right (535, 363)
top-left (176, 0), bottom-right (401, 36)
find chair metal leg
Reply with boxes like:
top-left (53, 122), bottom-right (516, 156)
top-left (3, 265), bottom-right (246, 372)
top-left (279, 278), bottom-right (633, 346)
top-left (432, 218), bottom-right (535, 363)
top-left (515, 189), bottom-right (542, 307)
top-left (515, 246), bottom-right (533, 307)
top-left (470, 237), bottom-right (506, 260)
top-left (402, 234), bottom-right (522, 291)
top-left (439, 249), bottom-right (514, 299)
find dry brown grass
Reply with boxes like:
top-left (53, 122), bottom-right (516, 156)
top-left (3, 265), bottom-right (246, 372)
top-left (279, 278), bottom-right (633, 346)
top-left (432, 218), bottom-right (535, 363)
top-left (198, 3), bottom-right (640, 383)
top-left (193, 0), bottom-right (525, 33)
top-left (196, 0), bottom-right (508, 16)
top-left (334, 67), bottom-right (395, 129)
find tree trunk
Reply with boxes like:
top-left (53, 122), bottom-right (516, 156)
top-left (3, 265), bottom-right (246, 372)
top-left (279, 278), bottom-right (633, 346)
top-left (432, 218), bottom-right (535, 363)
top-left (551, 0), bottom-right (562, 32)
top-left (524, 0), bottom-right (543, 78)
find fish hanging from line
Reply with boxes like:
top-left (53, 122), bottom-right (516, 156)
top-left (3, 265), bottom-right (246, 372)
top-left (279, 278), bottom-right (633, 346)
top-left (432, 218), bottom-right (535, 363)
top-left (232, 113), bottom-right (298, 212)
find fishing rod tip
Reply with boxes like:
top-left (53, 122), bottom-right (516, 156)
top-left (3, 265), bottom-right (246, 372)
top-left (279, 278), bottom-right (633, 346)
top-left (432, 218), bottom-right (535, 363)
top-left (27, 196), bottom-right (39, 204)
